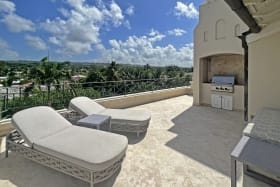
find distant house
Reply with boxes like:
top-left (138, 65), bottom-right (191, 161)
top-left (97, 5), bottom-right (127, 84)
top-left (40, 85), bottom-right (56, 92)
top-left (15, 71), bottom-right (22, 76)
top-left (21, 82), bottom-right (33, 88)
top-left (71, 75), bottom-right (86, 81)
top-left (0, 77), bottom-right (7, 83)
top-left (12, 80), bottom-right (21, 85)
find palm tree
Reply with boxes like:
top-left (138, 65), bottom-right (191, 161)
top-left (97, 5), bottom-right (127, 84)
top-left (28, 57), bottom-right (67, 101)
top-left (106, 61), bottom-right (121, 81)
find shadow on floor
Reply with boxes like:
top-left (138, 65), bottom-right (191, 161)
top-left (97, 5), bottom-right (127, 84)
top-left (0, 152), bottom-right (120, 187)
top-left (98, 123), bottom-right (147, 145)
top-left (166, 106), bottom-right (246, 178)
top-left (113, 131), bottom-right (147, 144)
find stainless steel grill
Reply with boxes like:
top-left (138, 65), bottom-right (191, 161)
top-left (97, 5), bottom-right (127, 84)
top-left (211, 76), bottom-right (235, 93)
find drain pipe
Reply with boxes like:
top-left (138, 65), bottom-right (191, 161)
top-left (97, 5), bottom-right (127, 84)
top-left (238, 30), bottom-right (251, 121)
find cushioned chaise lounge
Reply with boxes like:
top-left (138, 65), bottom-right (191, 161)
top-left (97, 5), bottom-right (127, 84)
top-left (6, 106), bottom-right (128, 187)
top-left (69, 97), bottom-right (151, 136)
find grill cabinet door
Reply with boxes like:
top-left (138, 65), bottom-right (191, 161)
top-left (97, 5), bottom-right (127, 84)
top-left (221, 95), bottom-right (233, 110)
top-left (211, 94), bottom-right (222, 109)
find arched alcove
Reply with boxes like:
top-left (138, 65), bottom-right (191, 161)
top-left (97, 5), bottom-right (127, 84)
top-left (215, 19), bottom-right (226, 40)
top-left (200, 54), bottom-right (244, 85)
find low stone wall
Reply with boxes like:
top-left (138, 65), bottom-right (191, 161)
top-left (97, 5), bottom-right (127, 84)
top-left (0, 86), bottom-right (192, 136)
top-left (0, 119), bottom-right (14, 137)
top-left (95, 86), bottom-right (192, 108)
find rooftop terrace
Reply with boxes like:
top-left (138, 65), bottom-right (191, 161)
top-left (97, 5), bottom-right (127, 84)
top-left (0, 95), bottom-right (271, 187)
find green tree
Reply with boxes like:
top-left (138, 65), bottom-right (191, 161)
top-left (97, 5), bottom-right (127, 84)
top-left (106, 61), bottom-right (121, 81)
top-left (57, 62), bottom-right (71, 81)
top-left (143, 64), bottom-right (151, 70)
top-left (28, 57), bottom-right (66, 92)
top-left (0, 61), bottom-right (8, 76)
top-left (86, 70), bottom-right (105, 82)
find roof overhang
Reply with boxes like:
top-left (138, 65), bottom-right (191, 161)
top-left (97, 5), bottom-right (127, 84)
top-left (224, 0), bottom-right (261, 33)
top-left (225, 0), bottom-right (280, 34)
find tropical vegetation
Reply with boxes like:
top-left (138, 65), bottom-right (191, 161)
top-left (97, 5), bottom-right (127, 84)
top-left (0, 58), bottom-right (192, 118)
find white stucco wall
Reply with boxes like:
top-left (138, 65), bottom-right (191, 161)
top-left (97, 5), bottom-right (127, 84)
top-left (193, 0), bottom-right (248, 105)
top-left (248, 29), bottom-right (280, 119)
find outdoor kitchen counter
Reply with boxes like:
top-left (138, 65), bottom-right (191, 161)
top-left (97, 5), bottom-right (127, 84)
top-left (243, 108), bottom-right (280, 145)
top-left (231, 107), bottom-right (280, 187)
top-left (200, 83), bottom-right (244, 111)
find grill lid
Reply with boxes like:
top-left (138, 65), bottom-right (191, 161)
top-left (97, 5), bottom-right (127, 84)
top-left (212, 76), bottom-right (235, 85)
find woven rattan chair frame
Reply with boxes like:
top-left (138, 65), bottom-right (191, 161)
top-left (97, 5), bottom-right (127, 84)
top-left (6, 130), bottom-right (124, 187)
top-left (61, 110), bottom-right (149, 136)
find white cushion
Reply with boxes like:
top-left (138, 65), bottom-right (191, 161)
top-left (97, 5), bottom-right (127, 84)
top-left (34, 126), bottom-right (128, 171)
top-left (101, 109), bottom-right (151, 125)
top-left (12, 106), bottom-right (71, 146)
top-left (69, 97), bottom-right (105, 116)
top-left (70, 97), bottom-right (151, 125)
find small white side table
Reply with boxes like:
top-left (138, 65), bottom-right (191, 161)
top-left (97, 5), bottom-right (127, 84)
top-left (77, 114), bottom-right (111, 130)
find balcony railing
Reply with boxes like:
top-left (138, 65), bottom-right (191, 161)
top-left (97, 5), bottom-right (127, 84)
top-left (0, 77), bottom-right (191, 119)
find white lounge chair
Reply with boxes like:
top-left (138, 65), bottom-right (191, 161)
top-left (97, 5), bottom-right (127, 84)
top-left (6, 106), bottom-right (128, 187)
top-left (69, 97), bottom-right (151, 136)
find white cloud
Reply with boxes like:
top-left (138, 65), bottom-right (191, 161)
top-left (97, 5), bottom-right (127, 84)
top-left (49, 36), bottom-right (60, 45)
top-left (123, 20), bottom-right (131, 29)
top-left (0, 38), bottom-right (19, 59)
top-left (0, 1), bottom-right (35, 32)
top-left (0, 0), bottom-right (15, 13)
top-left (66, 0), bottom-right (85, 9)
top-left (58, 41), bottom-right (92, 55)
top-left (58, 8), bottom-right (70, 17)
top-left (148, 29), bottom-right (166, 41)
top-left (1, 14), bottom-right (35, 32)
top-left (125, 5), bottom-right (134, 16)
top-left (109, 2), bottom-right (124, 26)
top-left (109, 40), bottom-right (120, 49)
top-left (168, 28), bottom-right (186, 36)
top-left (25, 35), bottom-right (47, 50)
top-left (41, 0), bottom-right (126, 56)
top-left (101, 32), bottom-right (193, 67)
top-left (174, 2), bottom-right (198, 19)
top-left (149, 29), bottom-right (159, 37)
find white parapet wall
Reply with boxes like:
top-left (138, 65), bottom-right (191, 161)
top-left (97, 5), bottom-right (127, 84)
top-left (95, 86), bottom-right (192, 108)
top-left (0, 86), bottom-right (192, 136)
top-left (0, 119), bottom-right (14, 137)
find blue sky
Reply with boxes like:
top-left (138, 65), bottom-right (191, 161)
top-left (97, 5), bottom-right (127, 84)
top-left (0, 0), bottom-right (205, 67)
